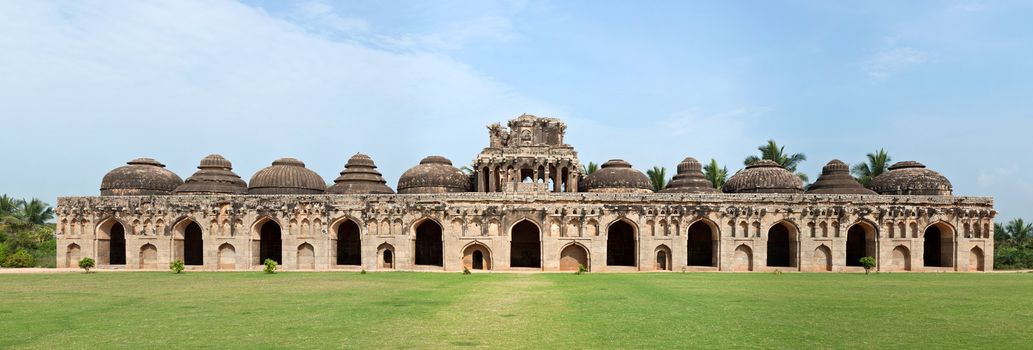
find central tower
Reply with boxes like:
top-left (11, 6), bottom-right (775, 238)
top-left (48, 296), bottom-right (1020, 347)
top-left (472, 114), bottom-right (581, 192)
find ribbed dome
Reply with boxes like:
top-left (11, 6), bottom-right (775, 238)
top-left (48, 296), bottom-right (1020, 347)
top-left (100, 158), bottom-right (183, 196)
top-left (869, 161), bottom-right (952, 196)
top-left (248, 158), bottom-right (326, 195)
top-left (580, 159), bottom-right (652, 193)
top-left (174, 154), bottom-right (247, 195)
top-left (327, 153), bottom-right (395, 194)
top-left (397, 156), bottom-right (470, 194)
top-left (806, 160), bottom-right (877, 195)
top-left (661, 157), bottom-right (718, 193)
top-left (722, 159), bottom-right (804, 194)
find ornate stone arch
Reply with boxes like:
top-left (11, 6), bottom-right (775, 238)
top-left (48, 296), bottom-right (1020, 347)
top-left (559, 241), bottom-right (591, 272)
top-left (685, 217), bottom-right (721, 240)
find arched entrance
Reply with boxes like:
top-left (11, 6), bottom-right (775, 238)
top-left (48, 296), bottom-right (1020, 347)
top-left (183, 222), bottom-right (203, 266)
top-left (687, 221), bottom-right (716, 266)
top-left (814, 245), bottom-right (832, 272)
top-left (297, 243), bottom-right (315, 270)
top-left (107, 221), bottom-right (127, 265)
top-left (969, 247), bottom-right (985, 271)
top-left (606, 220), bottom-right (636, 267)
top-left (414, 220), bottom-right (443, 266)
top-left (510, 220), bottom-right (541, 268)
top-left (733, 244), bottom-right (753, 272)
top-left (259, 220), bottom-right (282, 265)
top-left (889, 245), bottom-right (911, 271)
top-left (66, 243), bottom-right (81, 268)
top-left (766, 222), bottom-right (797, 268)
top-left (218, 243), bottom-right (236, 270)
top-left (559, 244), bottom-right (589, 271)
top-left (463, 243), bottom-right (491, 270)
top-left (336, 219), bottom-right (361, 265)
top-left (846, 223), bottom-right (876, 267)
top-left (924, 224), bottom-right (954, 267)
top-left (378, 243), bottom-right (394, 269)
top-left (139, 244), bottom-right (158, 269)
top-left (655, 245), bottom-right (671, 271)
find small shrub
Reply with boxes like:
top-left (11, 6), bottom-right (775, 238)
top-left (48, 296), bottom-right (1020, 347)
top-left (360, 268), bottom-right (366, 275)
top-left (169, 259), bottom-right (185, 274)
top-left (4, 248), bottom-right (35, 268)
top-left (462, 267), bottom-right (471, 275)
top-left (263, 259), bottom-right (277, 274)
top-left (860, 256), bottom-right (877, 275)
top-left (772, 269), bottom-right (782, 275)
top-left (78, 257), bottom-right (95, 273)
top-left (575, 263), bottom-right (587, 275)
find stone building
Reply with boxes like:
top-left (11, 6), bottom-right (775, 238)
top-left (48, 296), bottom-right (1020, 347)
top-left (55, 115), bottom-right (995, 272)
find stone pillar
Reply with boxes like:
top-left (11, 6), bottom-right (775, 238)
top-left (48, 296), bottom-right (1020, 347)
top-left (489, 166), bottom-right (497, 192)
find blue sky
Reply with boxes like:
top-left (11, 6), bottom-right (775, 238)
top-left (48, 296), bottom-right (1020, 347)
top-left (1, 1), bottom-right (1030, 221)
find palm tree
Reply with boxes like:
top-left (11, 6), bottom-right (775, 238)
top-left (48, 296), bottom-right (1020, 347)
top-left (18, 198), bottom-right (54, 226)
top-left (581, 162), bottom-right (599, 176)
top-left (646, 166), bottom-right (668, 192)
top-left (851, 148), bottom-right (891, 187)
top-left (744, 139), bottom-right (808, 183)
top-left (703, 159), bottom-right (728, 190)
top-left (1002, 218), bottom-right (1033, 245)
top-left (0, 194), bottom-right (19, 215)
top-left (459, 166), bottom-right (474, 175)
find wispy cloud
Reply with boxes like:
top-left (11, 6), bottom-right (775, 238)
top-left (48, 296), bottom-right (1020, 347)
top-left (862, 46), bottom-right (930, 79)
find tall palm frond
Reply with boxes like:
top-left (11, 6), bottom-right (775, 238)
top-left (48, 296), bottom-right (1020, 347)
top-left (18, 198), bottom-right (54, 226)
top-left (851, 148), bottom-right (891, 187)
top-left (646, 166), bottom-right (668, 192)
top-left (581, 162), bottom-right (599, 176)
top-left (703, 159), bottom-right (728, 190)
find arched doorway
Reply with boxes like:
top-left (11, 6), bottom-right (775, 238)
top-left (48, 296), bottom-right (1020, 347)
top-left (378, 243), bottom-right (394, 269)
top-left (297, 243), bottom-right (315, 270)
top-left (606, 220), bottom-right (636, 267)
top-left (767, 222), bottom-right (797, 268)
top-left (969, 247), bottom-right (985, 271)
top-left (889, 245), bottom-right (911, 272)
top-left (687, 221), bottom-right (716, 266)
top-left (336, 219), bottom-right (361, 265)
top-left (560, 244), bottom-right (589, 271)
top-left (139, 244), bottom-right (158, 269)
top-left (184, 222), bottom-right (203, 266)
top-left (733, 245), bottom-right (753, 272)
top-left (66, 243), bottom-right (81, 268)
top-left (845, 223), bottom-right (876, 267)
top-left (259, 220), bottom-right (282, 265)
top-left (218, 243), bottom-right (236, 270)
top-left (414, 220), bottom-right (443, 266)
top-left (814, 245), bottom-right (832, 272)
top-left (463, 244), bottom-right (491, 270)
top-left (924, 224), bottom-right (954, 267)
top-left (655, 245), bottom-right (671, 271)
top-left (510, 220), bottom-right (541, 268)
top-left (108, 222), bottom-right (127, 265)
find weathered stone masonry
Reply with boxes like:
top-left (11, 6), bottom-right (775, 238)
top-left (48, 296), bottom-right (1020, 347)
top-left (54, 115), bottom-right (995, 272)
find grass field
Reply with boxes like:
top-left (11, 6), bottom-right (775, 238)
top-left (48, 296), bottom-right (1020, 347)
top-left (1, 271), bottom-right (1031, 349)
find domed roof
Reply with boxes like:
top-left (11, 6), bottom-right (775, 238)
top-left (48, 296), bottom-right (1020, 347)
top-left (722, 159), bottom-right (804, 194)
top-left (327, 153), bottom-right (395, 194)
top-left (869, 161), bottom-right (952, 195)
top-left (248, 158), bottom-right (326, 195)
top-left (100, 158), bottom-right (183, 196)
top-left (661, 157), bottom-right (718, 193)
top-left (174, 154), bottom-right (247, 195)
top-left (806, 159), bottom-right (877, 195)
top-left (397, 156), bottom-right (470, 194)
top-left (580, 159), bottom-right (652, 193)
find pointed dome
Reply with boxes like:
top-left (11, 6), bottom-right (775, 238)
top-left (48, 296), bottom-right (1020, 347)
top-left (248, 158), bottom-right (326, 195)
top-left (100, 158), bottom-right (184, 196)
top-left (722, 159), bottom-right (804, 194)
top-left (327, 153), bottom-right (395, 194)
top-left (870, 161), bottom-right (952, 195)
top-left (806, 160), bottom-right (877, 195)
top-left (397, 156), bottom-right (470, 194)
top-left (174, 154), bottom-right (248, 195)
top-left (580, 159), bottom-right (652, 193)
top-left (661, 157), bottom-right (718, 193)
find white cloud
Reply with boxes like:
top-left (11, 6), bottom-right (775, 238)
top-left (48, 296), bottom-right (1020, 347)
top-left (0, 0), bottom-right (559, 199)
top-left (862, 46), bottom-right (930, 79)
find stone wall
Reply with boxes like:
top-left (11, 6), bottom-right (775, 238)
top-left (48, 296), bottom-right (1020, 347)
top-left (54, 193), bottom-right (995, 272)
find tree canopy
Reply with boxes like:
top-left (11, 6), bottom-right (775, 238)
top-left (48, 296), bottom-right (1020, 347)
top-left (743, 140), bottom-right (808, 183)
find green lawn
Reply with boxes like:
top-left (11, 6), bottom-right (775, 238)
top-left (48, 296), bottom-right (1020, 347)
top-left (1, 271), bottom-right (1031, 349)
